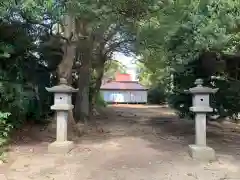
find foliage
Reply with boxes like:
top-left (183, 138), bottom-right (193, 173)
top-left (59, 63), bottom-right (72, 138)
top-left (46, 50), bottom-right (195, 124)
top-left (1, 0), bottom-right (239, 124)
top-left (95, 93), bottom-right (107, 107)
top-left (147, 84), bottom-right (166, 104)
top-left (137, 0), bottom-right (240, 119)
top-left (0, 112), bottom-right (12, 145)
top-left (0, 112), bottom-right (12, 161)
top-left (0, 16), bottom-right (52, 122)
top-left (0, 0), bottom-right (162, 159)
top-left (213, 78), bottom-right (240, 120)
top-left (104, 60), bottom-right (127, 80)
top-left (167, 62), bottom-right (240, 120)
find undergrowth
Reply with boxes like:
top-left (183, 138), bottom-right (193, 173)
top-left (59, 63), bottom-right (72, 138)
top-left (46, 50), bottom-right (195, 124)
top-left (96, 93), bottom-right (107, 107)
top-left (0, 112), bottom-right (12, 162)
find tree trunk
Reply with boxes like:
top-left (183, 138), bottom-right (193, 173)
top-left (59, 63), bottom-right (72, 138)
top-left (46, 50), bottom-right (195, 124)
top-left (91, 61), bottom-right (105, 110)
top-left (58, 45), bottom-right (75, 82)
top-left (74, 62), bottom-right (91, 123)
top-left (73, 36), bottom-right (92, 124)
top-left (57, 15), bottom-right (75, 82)
top-left (57, 15), bottom-right (76, 126)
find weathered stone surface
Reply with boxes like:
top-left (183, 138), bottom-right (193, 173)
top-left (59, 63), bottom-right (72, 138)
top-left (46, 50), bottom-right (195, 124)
top-left (186, 79), bottom-right (218, 161)
top-left (56, 111), bottom-right (68, 142)
top-left (48, 141), bottom-right (74, 154)
top-left (46, 78), bottom-right (78, 150)
top-left (51, 104), bottom-right (74, 110)
top-left (195, 113), bottom-right (206, 146)
top-left (45, 78), bottom-right (78, 93)
top-left (188, 145), bottom-right (216, 161)
top-left (0, 174), bottom-right (7, 180)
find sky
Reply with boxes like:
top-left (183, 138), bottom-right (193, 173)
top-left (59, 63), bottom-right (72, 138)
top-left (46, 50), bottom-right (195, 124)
top-left (112, 52), bottom-right (138, 80)
top-left (112, 52), bottom-right (136, 67)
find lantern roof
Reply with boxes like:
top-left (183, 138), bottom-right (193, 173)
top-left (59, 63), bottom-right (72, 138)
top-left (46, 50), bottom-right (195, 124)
top-left (46, 78), bottom-right (78, 93)
top-left (186, 79), bottom-right (218, 94)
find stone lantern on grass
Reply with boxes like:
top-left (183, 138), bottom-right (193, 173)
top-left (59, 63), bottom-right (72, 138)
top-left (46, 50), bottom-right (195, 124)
top-left (186, 79), bottom-right (218, 161)
top-left (46, 78), bottom-right (78, 153)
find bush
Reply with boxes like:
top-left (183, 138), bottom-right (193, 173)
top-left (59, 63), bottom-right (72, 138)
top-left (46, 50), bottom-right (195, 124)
top-left (147, 84), bottom-right (166, 104)
top-left (0, 82), bottom-right (32, 127)
top-left (95, 93), bottom-right (107, 107)
top-left (167, 92), bottom-right (194, 119)
top-left (0, 112), bottom-right (12, 144)
top-left (0, 112), bottom-right (12, 160)
top-left (168, 58), bottom-right (240, 120)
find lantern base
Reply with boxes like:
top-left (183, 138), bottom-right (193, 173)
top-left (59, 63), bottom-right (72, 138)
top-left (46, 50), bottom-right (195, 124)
top-left (188, 144), bottom-right (216, 161)
top-left (48, 141), bottom-right (74, 154)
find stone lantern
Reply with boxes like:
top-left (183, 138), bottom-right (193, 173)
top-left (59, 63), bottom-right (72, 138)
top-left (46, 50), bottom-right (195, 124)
top-left (46, 78), bottom-right (78, 153)
top-left (186, 79), bottom-right (218, 161)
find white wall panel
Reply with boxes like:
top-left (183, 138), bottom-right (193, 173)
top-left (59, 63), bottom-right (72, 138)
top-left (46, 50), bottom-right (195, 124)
top-left (101, 90), bottom-right (147, 103)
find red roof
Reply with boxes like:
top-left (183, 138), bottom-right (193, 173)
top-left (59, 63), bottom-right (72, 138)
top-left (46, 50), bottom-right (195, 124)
top-left (100, 81), bottom-right (147, 90)
top-left (100, 72), bottom-right (147, 91)
top-left (115, 72), bottom-right (131, 81)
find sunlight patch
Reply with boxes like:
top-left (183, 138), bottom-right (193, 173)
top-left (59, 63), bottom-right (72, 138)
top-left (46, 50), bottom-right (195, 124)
top-left (93, 141), bottom-right (122, 150)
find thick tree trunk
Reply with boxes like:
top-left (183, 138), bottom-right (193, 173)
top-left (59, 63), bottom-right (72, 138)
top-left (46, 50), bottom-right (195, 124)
top-left (57, 15), bottom-right (75, 82)
top-left (81, 72), bottom-right (90, 123)
top-left (74, 62), bottom-right (91, 123)
top-left (56, 15), bottom-right (76, 127)
top-left (73, 36), bottom-right (92, 124)
top-left (73, 15), bottom-right (102, 125)
top-left (58, 44), bottom-right (75, 82)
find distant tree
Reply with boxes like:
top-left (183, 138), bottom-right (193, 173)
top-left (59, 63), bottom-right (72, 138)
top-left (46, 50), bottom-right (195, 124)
top-left (103, 60), bottom-right (127, 80)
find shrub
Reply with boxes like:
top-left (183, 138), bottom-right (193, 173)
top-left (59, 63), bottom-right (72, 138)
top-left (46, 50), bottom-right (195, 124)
top-left (147, 84), bottom-right (167, 104)
top-left (0, 112), bottom-right (12, 144)
top-left (0, 112), bottom-right (12, 160)
top-left (0, 82), bottom-right (32, 127)
top-left (168, 58), bottom-right (240, 120)
top-left (95, 93), bottom-right (107, 107)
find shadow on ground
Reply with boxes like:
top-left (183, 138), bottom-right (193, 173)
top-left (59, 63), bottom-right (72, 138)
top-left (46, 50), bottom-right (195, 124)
top-left (101, 105), bottom-right (240, 159)
top-left (8, 104), bottom-right (240, 161)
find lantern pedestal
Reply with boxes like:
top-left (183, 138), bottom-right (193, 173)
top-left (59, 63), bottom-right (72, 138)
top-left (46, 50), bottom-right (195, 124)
top-left (189, 145), bottom-right (216, 161)
top-left (47, 109), bottom-right (74, 154)
top-left (189, 112), bottom-right (216, 161)
top-left (48, 141), bottom-right (74, 154)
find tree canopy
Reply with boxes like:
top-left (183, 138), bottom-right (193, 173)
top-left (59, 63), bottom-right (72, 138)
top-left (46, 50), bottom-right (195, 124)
top-left (0, 0), bottom-right (158, 145)
top-left (137, 0), bottom-right (240, 119)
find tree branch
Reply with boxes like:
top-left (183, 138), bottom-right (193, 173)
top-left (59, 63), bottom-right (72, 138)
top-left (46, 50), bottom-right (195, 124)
top-left (104, 38), bottom-right (135, 56)
top-left (20, 12), bottom-right (52, 29)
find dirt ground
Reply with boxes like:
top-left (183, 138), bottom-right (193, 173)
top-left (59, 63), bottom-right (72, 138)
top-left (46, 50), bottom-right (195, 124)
top-left (0, 104), bottom-right (240, 180)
